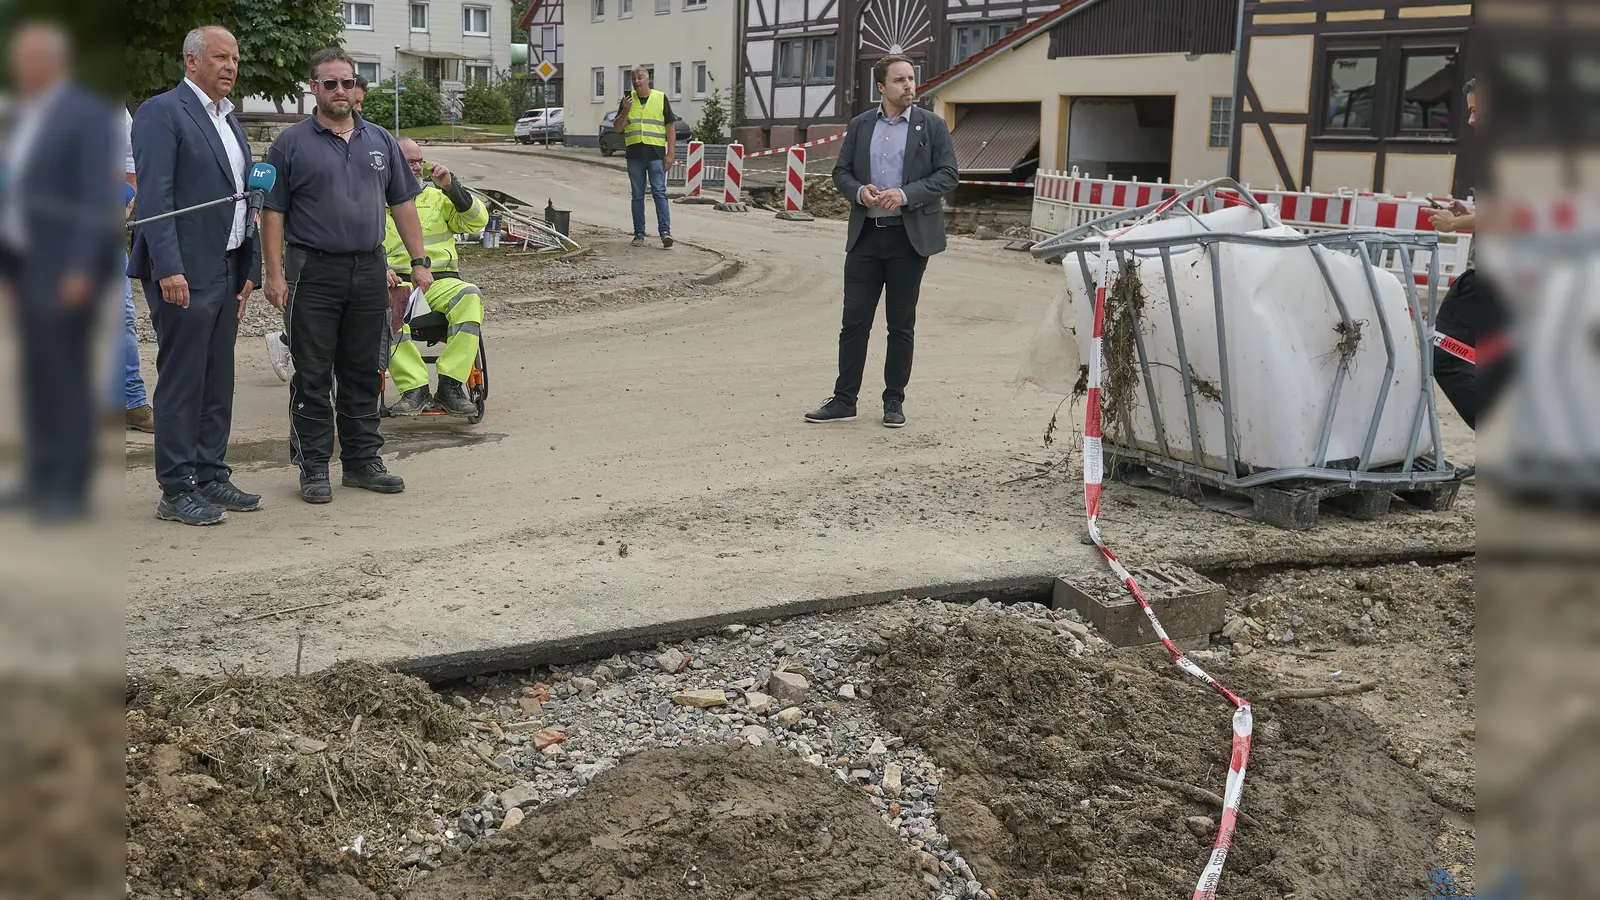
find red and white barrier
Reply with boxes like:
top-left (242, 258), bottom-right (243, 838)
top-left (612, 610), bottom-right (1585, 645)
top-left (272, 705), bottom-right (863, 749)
top-left (784, 147), bottom-right (806, 213)
top-left (722, 143), bottom-right (744, 206)
top-left (747, 130), bottom-right (846, 158)
top-left (959, 179), bottom-right (1033, 188)
top-left (685, 141), bottom-right (704, 199)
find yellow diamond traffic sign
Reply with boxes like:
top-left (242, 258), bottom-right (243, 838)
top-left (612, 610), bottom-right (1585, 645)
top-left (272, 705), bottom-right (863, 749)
top-left (535, 60), bottom-right (557, 82)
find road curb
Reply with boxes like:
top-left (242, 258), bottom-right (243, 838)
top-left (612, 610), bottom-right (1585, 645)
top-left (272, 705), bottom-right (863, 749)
top-left (692, 257), bottom-right (743, 285)
top-left (471, 144), bottom-right (624, 174)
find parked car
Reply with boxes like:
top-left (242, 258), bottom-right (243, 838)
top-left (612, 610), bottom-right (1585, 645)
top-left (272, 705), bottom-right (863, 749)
top-left (515, 107), bottom-right (564, 143)
top-left (598, 110), bottom-right (692, 157)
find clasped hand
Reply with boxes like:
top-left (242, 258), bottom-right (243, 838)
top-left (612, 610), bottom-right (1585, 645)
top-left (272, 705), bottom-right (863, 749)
top-left (858, 184), bottom-right (905, 212)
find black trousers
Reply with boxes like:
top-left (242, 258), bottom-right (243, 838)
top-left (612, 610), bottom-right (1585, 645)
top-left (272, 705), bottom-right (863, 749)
top-left (833, 221), bottom-right (930, 406)
top-left (146, 249), bottom-right (243, 494)
top-left (284, 244), bottom-right (389, 475)
top-left (16, 293), bottom-right (97, 507)
top-left (1432, 267), bottom-right (1509, 431)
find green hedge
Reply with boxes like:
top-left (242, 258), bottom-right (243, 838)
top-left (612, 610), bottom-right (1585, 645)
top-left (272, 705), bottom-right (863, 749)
top-left (362, 71), bottom-right (441, 131)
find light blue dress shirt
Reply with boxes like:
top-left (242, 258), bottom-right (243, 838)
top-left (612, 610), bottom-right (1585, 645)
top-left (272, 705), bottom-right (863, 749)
top-left (863, 107), bottom-right (910, 219)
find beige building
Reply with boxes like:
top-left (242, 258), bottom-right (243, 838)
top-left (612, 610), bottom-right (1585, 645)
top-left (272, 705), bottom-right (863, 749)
top-left (561, 0), bottom-right (739, 149)
top-left (918, 0), bottom-right (1239, 185)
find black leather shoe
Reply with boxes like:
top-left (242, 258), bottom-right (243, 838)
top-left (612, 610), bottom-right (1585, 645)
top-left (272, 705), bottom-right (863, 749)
top-left (199, 476), bottom-right (261, 512)
top-left (156, 491), bottom-right (227, 526)
top-left (389, 386), bottom-right (431, 416)
top-left (300, 472), bottom-right (332, 504)
top-left (435, 376), bottom-right (477, 416)
top-left (342, 461), bottom-right (405, 494)
top-left (804, 399), bottom-right (857, 423)
top-left (883, 400), bottom-right (906, 428)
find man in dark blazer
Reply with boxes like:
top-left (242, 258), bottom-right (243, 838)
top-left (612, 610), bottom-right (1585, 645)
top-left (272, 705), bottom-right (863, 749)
top-left (806, 54), bottom-right (958, 429)
top-left (0, 23), bottom-right (122, 522)
top-left (129, 25), bottom-right (262, 526)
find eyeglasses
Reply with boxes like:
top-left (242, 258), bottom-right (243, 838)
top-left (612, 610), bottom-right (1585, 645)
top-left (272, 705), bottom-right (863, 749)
top-left (318, 78), bottom-right (358, 92)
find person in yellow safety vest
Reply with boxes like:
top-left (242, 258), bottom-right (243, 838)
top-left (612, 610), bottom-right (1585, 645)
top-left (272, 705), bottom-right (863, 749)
top-left (612, 67), bottom-right (675, 248)
top-left (384, 138), bottom-right (488, 417)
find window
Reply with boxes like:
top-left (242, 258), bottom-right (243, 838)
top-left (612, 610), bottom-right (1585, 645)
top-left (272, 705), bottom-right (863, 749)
top-left (341, 1), bottom-right (372, 28)
top-left (775, 37), bottom-right (835, 86)
top-left (591, 0), bottom-right (604, 20)
top-left (591, 67), bottom-right (605, 101)
top-left (868, 63), bottom-right (923, 103)
top-left (355, 60), bottom-right (380, 84)
top-left (620, 0), bottom-right (633, 16)
top-left (1209, 96), bottom-right (1232, 149)
top-left (656, 0), bottom-right (669, 11)
top-left (409, 2), bottom-right (428, 31)
top-left (465, 64), bottom-right (492, 85)
top-left (542, 25), bottom-right (557, 51)
top-left (951, 21), bottom-right (1017, 66)
top-left (693, 61), bottom-right (708, 98)
top-left (1397, 49), bottom-right (1458, 135)
top-left (684, 0), bottom-right (706, 8)
top-left (463, 5), bottom-right (490, 35)
top-left (670, 62), bottom-right (683, 99)
top-left (1324, 49), bottom-right (1379, 132)
top-left (807, 36), bottom-right (835, 84)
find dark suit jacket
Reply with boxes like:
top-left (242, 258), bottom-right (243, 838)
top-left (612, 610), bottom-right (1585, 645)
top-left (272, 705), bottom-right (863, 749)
top-left (126, 83), bottom-right (261, 294)
top-left (0, 83), bottom-right (122, 302)
top-left (832, 104), bottom-right (958, 258)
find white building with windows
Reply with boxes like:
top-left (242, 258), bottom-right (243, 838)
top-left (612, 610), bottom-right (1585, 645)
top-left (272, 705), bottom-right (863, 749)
top-left (561, 0), bottom-right (737, 148)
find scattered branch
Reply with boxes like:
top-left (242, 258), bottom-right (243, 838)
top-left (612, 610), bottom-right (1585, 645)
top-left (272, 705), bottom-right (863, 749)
top-left (238, 599), bottom-right (343, 623)
top-left (1108, 768), bottom-right (1263, 829)
top-left (1256, 681), bottom-right (1378, 702)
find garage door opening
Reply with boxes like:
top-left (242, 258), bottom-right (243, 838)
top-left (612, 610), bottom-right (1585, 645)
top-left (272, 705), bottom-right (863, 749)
top-left (1065, 96), bottom-right (1175, 183)
top-left (950, 102), bottom-right (1041, 178)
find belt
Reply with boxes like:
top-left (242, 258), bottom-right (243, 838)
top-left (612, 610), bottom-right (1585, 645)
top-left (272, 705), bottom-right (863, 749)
top-left (289, 243), bottom-right (380, 258)
top-left (868, 215), bottom-right (904, 227)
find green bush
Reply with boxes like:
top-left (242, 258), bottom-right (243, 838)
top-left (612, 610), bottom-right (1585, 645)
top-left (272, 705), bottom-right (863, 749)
top-left (692, 88), bottom-right (728, 145)
top-left (462, 79), bottom-right (513, 125)
top-left (362, 71), bottom-right (441, 131)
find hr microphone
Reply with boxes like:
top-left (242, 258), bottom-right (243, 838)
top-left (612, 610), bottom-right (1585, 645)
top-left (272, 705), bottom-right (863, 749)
top-left (244, 162), bottom-right (277, 241)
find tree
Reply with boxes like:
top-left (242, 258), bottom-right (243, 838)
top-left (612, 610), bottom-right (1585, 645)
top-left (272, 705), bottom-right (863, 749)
top-left (462, 78), bottom-right (513, 125)
top-left (230, 0), bottom-right (345, 105)
top-left (123, 0), bottom-right (234, 102)
top-left (729, 80), bottom-right (746, 129)
top-left (511, 0), bottom-right (532, 43)
top-left (361, 71), bottom-right (442, 130)
top-left (692, 88), bottom-right (728, 145)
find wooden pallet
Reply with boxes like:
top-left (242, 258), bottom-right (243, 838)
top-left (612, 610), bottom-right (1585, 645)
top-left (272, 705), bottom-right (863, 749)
top-left (1108, 455), bottom-right (1463, 530)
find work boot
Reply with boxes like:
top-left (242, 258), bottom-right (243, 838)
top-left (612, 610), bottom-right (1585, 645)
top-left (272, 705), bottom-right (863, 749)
top-left (631, 234), bottom-right (646, 247)
top-left (264, 331), bottom-right (292, 383)
top-left (804, 398), bottom-right (857, 423)
top-left (199, 476), bottom-right (261, 512)
top-left (661, 233), bottom-right (674, 249)
top-left (300, 472), bottom-right (332, 504)
top-left (389, 385), bottom-right (431, 416)
top-left (156, 490), bottom-right (227, 526)
top-left (125, 404), bottom-right (154, 433)
top-left (883, 399), bottom-right (906, 429)
top-left (435, 376), bottom-right (477, 416)
top-left (342, 460), bottom-right (405, 494)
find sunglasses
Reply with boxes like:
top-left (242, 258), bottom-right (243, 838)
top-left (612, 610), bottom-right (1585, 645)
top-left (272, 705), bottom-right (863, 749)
top-left (318, 78), bottom-right (358, 91)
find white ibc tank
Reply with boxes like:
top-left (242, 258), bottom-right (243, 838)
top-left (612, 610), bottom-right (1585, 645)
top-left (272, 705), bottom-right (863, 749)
top-left (1058, 205), bottom-right (1433, 472)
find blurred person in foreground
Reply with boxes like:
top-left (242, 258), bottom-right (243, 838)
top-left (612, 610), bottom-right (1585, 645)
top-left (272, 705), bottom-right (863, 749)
top-left (263, 73), bottom-right (366, 382)
top-left (128, 26), bottom-right (262, 526)
top-left (0, 22), bottom-right (121, 522)
top-left (1428, 76), bottom-right (1511, 431)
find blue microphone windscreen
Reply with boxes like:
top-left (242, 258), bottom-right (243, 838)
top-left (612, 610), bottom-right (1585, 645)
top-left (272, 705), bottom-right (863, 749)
top-left (248, 163), bottom-right (278, 192)
top-left (124, 182), bottom-right (136, 205)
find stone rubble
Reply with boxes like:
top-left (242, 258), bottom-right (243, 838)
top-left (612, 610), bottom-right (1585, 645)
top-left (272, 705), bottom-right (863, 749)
top-left (422, 594), bottom-right (1114, 900)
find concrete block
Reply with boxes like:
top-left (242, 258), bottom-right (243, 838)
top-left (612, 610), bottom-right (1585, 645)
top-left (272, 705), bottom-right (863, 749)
top-left (768, 125), bottom-right (799, 151)
top-left (730, 126), bottom-right (767, 152)
top-left (1052, 563), bottom-right (1225, 648)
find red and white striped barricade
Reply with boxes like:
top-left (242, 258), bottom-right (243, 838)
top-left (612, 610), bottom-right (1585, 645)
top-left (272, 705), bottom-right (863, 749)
top-left (685, 141), bottom-right (704, 199)
top-left (717, 142), bottom-right (747, 211)
top-left (775, 146), bottom-right (813, 221)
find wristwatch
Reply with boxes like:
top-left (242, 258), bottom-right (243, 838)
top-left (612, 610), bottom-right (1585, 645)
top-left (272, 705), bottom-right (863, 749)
top-left (410, 256), bottom-right (430, 269)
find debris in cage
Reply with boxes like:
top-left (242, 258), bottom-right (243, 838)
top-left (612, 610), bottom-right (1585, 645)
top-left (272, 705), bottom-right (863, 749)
top-left (1188, 367), bottom-right (1223, 404)
top-left (1333, 318), bottom-right (1366, 365)
top-left (1100, 259), bottom-right (1147, 446)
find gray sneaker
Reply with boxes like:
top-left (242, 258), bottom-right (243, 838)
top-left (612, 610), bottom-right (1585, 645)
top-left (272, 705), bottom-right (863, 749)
top-left (631, 235), bottom-right (646, 247)
top-left (661, 233), bottom-right (674, 249)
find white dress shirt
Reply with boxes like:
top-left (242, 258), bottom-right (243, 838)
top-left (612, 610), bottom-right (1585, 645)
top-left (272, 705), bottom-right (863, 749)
top-left (184, 78), bottom-right (247, 251)
top-left (0, 80), bottom-right (65, 252)
top-left (123, 108), bottom-right (136, 175)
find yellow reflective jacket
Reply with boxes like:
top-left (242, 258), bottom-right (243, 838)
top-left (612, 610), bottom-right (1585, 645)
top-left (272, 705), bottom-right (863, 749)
top-left (384, 182), bottom-right (489, 275)
top-left (624, 89), bottom-right (667, 148)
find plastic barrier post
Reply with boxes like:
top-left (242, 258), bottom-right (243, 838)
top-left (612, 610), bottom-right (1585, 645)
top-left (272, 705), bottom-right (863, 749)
top-left (717, 143), bottom-right (747, 212)
top-left (685, 141), bottom-right (704, 199)
top-left (775, 146), bottom-right (813, 221)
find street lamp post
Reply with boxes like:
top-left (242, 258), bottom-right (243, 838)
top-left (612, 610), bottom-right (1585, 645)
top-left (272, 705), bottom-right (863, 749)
top-left (393, 45), bottom-right (401, 134)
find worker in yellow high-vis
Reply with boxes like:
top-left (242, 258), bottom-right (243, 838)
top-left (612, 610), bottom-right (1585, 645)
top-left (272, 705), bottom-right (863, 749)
top-left (384, 137), bottom-right (487, 416)
top-left (613, 67), bottom-right (676, 248)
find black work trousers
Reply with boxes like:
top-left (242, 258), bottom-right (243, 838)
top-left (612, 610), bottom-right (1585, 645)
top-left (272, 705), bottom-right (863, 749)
top-left (1432, 267), bottom-right (1510, 431)
top-left (833, 220), bottom-right (930, 406)
top-left (284, 244), bottom-right (389, 475)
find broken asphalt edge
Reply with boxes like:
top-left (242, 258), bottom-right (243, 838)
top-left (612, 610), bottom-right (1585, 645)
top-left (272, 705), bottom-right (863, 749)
top-left (380, 537), bottom-right (1473, 684)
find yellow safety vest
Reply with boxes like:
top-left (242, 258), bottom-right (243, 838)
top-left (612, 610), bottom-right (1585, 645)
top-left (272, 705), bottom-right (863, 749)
top-left (624, 89), bottom-right (667, 149)
top-left (383, 183), bottom-right (489, 276)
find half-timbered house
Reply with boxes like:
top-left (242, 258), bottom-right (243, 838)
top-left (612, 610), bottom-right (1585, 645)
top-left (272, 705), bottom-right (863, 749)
top-left (519, 0), bottom-right (567, 106)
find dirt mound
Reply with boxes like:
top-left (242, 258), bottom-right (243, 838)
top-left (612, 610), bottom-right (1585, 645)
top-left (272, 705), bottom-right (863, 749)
top-left (801, 175), bottom-right (851, 219)
top-left (873, 617), bottom-right (1446, 899)
top-left (404, 744), bottom-right (929, 900)
top-left (126, 661), bottom-right (499, 900)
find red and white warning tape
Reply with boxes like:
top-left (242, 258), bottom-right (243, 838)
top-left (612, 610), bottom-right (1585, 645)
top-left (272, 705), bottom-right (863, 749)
top-left (959, 179), bottom-right (1034, 188)
top-left (1083, 195), bottom-right (1254, 900)
top-left (746, 131), bottom-right (846, 158)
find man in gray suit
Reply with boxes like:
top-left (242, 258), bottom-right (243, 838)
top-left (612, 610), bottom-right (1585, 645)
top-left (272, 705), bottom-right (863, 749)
top-left (806, 54), bottom-right (957, 429)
